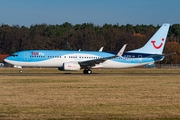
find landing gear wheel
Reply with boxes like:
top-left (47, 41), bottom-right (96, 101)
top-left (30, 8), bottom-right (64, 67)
top-left (19, 70), bottom-right (23, 74)
top-left (87, 70), bottom-right (92, 74)
top-left (83, 69), bottom-right (92, 74)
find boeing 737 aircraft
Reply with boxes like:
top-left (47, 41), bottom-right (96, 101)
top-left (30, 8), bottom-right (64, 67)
top-left (4, 23), bottom-right (170, 74)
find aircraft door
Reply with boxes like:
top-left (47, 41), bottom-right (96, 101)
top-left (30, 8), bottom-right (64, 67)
top-left (24, 52), bottom-right (28, 61)
top-left (138, 55), bottom-right (142, 63)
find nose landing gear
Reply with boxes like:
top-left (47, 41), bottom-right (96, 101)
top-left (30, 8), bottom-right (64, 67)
top-left (14, 65), bottom-right (23, 73)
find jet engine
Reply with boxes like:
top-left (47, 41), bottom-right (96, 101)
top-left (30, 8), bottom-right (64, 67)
top-left (58, 62), bottom-right (80, 71)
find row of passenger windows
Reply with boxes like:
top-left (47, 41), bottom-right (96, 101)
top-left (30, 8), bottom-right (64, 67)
top-left (30, 56), bottom-right (101, 59)
top-left (30, 55), bottom-right (124, 59)
top-left (30, 56), bottom-right (61, 58)
top-left (13, 54), bottom-right (135, 59)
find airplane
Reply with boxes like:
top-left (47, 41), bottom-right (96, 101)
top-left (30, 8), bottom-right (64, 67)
top-left (4, 23), bottom-right (170, 74)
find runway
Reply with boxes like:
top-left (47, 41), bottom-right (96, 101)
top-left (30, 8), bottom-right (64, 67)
top-left (1, 68), bottom-right (180, 76)
top-left (1, 73), bottom-right (180, 76)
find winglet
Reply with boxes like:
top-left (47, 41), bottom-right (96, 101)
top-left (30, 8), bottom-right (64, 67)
top-left (117, 44), bottom-right (127, 56)
top-left (99, 47), bottom-right (104, 52)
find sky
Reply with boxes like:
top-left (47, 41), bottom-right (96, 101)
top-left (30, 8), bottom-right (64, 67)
top-left (0, 0), bottom-right (179, 27)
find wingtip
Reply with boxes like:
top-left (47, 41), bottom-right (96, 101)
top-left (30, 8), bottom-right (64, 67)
top-left (117, 44), bottom-right (127, 56)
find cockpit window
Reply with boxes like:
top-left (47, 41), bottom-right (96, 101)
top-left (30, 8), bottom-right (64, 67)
top-left (10, 54), bottom-right (18, 57)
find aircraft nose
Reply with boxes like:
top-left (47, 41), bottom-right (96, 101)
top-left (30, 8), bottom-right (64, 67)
top-left (4, 58), bottom-right (7, 62)
top-left (4, 57), bottom-right (9, 63)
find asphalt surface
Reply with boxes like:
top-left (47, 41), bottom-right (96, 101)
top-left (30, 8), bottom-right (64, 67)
top-left (0, 73), bottom-right (180, 76)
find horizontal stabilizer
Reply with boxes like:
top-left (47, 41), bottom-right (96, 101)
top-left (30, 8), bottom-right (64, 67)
top-left (146, 52), bottom-right (176, 58)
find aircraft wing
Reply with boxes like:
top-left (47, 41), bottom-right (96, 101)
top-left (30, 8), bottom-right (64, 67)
top-left (79, 44), bottom-right (127, 68)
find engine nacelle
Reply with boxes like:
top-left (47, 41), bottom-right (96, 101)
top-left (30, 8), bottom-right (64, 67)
top-left (0, 63), bottom-right (4, 67)
top-left (58, 62), bottom-right (80, 71)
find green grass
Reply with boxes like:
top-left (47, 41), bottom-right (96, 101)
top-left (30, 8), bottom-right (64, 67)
top-left (0, 68), bottom-right (180, 119)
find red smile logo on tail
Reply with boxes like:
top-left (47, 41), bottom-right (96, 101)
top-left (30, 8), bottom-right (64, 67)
top-left (151, 38), bottom-right (164, 49)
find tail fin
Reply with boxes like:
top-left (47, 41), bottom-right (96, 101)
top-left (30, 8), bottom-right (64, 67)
top-left (130, 23), bottom-right (170, 54)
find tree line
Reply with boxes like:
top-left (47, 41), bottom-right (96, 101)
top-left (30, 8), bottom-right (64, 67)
top-left (0, 22), bottom-right (180, 64)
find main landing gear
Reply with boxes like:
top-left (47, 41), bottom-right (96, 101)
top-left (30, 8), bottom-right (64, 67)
top-left (83, 69), bottom-right (92, 74)
top-left (19, 69), bottom-right (23, 73)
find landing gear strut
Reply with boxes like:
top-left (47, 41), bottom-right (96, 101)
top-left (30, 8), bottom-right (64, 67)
top-left (83, 69), bottom-right (92, 74)
top-left (14, 65), bottom-right (23, 73)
